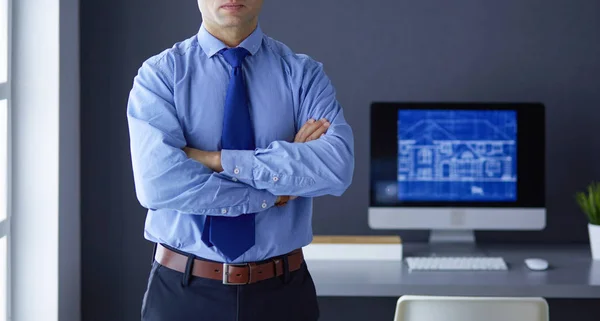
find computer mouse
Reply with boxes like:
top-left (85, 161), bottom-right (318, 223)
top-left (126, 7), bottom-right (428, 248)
top-left (524, 258), bottom-right (549, 271)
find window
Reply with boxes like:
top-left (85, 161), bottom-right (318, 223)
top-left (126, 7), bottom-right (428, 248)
top-left (492, 142), bottom-right (503, 154)
top-left (440, 142), bottom-right (452, 155)
top-left (0, 0), bottom-right (6, 82)
top-left (485, 160), bottom-right (502, 177)
top-left (0, 0), bottom-right (10, 320)
top-left (418, 149), bottom-right (432, 164)
top-left (476, 143), bottom-right (486, 154)
top-left (400, 142), bottom-right (410, 154)
top-left (417, 168), bottom-right (432, 178)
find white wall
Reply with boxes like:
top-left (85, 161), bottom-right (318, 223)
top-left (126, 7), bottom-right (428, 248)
top-left (11, 0), bottom-right (80, 320)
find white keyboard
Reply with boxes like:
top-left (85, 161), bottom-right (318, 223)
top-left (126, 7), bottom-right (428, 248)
top-left (405, 257), bottom-right (508, 271)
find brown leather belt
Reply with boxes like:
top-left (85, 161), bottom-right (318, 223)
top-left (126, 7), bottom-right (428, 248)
top-left (154, 244), bottom-right (304, 285)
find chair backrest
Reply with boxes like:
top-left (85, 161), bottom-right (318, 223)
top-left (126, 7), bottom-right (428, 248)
top-left (393, 296), bottom-right (549, 321)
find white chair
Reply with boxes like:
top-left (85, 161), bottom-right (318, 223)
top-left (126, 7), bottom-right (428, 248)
top-left (393, 295), bottom-right (549, 321)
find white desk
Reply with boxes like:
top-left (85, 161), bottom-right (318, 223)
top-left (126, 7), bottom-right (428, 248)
top-left (306, 244), bottom-right (600, 298)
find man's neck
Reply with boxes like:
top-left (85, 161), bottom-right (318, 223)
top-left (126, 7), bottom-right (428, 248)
top-left (204, 20), bottom-right (258, 48)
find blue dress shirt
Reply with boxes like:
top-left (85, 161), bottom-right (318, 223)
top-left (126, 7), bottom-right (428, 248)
top-left (126, 24), bottom-right (355, 263)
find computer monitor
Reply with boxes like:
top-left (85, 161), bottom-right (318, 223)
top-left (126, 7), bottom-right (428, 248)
top-left (369, 102), bottom-right (546, 244)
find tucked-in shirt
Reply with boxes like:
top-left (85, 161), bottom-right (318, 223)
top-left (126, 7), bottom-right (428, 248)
top-left (126, 23), bottom-right (355, 263)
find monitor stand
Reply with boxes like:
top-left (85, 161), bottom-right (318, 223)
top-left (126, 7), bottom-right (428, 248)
top-left (429, 230), bottom-right (475, 244)
top-left (410, 230), bottom-right (487, 257)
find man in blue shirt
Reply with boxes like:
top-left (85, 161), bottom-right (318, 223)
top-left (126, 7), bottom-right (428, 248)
top-left (127, 1), bottom-right (354, 320)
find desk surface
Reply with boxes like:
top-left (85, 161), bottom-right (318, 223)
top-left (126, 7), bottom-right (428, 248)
top-left (306, 244), bottom-right (600, 298)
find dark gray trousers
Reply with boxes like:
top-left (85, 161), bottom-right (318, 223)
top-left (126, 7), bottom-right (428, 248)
top-left (141, 251), bottom-right (320, 321)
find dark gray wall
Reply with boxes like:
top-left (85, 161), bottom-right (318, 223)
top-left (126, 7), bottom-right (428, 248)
top-left (81, 1), bottom-right (600, 320)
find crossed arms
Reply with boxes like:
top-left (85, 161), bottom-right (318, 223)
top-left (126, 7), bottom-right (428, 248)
top-left (184, 118), bottom-right (332, 206)
top-left (127, 58), bottom-right (354, 216)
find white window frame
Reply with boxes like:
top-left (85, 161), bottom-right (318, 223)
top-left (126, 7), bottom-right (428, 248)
top-left (11, 0), bottom-right (80, 320)
top-left (1, 0), bottom-right (12, 320)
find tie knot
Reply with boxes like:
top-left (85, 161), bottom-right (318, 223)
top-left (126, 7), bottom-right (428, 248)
top-left (222, 47), bottom-right (250, 68)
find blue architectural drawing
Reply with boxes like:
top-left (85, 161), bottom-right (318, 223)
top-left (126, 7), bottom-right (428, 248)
top-left (397, 109), bottom-right (517, 202)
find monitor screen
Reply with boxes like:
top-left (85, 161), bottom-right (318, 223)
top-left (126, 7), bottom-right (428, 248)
top-left (370, 102), bottom-right (545, 209)
top-left (397, 109), bottom-right (517, 202)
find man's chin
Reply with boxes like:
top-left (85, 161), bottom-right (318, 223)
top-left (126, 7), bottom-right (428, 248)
top-left (216, 16), bottom-right (251, 28)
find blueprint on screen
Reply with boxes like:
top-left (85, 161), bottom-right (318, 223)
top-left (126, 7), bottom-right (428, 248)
top-left (397, 110), bottom-right (517, 202)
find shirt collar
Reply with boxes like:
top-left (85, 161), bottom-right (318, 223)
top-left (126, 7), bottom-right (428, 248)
top-left (197, 23), bottom-right (264, 58)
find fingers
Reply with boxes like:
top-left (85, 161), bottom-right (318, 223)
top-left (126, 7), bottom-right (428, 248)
top-left (275, 195), bottom-right (291, 207)
top-left (275, 195), bottom-right (300, 207)
top-left (294, 119), bottom-right (316, 143)
top-left (295, 118), bottom-right (329, 143)
top-left (306, 120), bottom-right (329, 142)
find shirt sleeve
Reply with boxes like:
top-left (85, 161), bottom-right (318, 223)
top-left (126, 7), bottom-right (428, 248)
top-left (127, 57), bottom-right (278, 216)
top-left (220, 59), bottom-right (355, 197)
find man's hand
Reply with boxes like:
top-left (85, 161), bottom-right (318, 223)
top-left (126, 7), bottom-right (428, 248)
top-left (183, 147), bottom-right (223, 173)
top-left (294, 118), bottom-right (330, 143)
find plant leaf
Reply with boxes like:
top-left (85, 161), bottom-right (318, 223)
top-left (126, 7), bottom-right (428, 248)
top-left (593, 183), bottom-right (600, 224)
top-left (578, 182), bottom-right (600, 225)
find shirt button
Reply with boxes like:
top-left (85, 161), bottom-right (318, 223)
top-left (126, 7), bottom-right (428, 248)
top-left (261, 202), bottom-right (267, 209)
top-left (221, 208), bottom-right (228, 214)
top-left (234, 168), bottom-right (240, 175)
top-left (272, 176), bottom-right (279, 182)
top-left (232, 177), bottom-right (238, 182)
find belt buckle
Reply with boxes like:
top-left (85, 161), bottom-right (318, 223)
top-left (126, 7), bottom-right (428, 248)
top-left (222, 263), bottom-right (250, 285)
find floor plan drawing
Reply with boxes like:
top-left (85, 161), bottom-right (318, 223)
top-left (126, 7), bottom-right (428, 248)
top-left (397, 109), bottom-right (517, 202)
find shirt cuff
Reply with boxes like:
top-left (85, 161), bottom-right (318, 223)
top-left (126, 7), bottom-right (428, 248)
top-left (248, 188), bottom-right (278, 213)
top-left (221, 149), bottom-right (256, 182)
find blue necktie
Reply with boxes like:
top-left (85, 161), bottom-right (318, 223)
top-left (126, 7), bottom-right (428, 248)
top-left (202, 47), bottom-right (255, 261)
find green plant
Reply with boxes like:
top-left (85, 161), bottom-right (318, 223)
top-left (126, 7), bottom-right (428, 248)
top-left (576, 182), bottom-right (600, 225)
